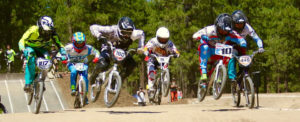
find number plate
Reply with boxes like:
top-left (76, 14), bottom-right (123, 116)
top-left (74, 63), bottom-right (87, 71)
top-left (238, 56), bottom-right (252, 67)
top-left (113, 49), bottom-right (126, 61)
top-left (215, 43), bottom-right (233, 58)
top-left (36, 58), bottom-right (52, 70)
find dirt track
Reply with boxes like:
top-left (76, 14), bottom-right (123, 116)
top-left (1, 93), bottom-right (300, 122)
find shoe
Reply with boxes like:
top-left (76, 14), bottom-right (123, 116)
top-left (71, 90), bottom-right (76, 96)
top-left (230, 79), bottom-right (239, 91)
top-left (24, 84), bottom-right (31, 93)
top-left (85, 97), bottom-right (89, 105)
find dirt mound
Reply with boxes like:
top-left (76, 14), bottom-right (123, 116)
top-left (56, 73), bottom-right (137, 109)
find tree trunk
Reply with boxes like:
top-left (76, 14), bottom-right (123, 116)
top-left (139, 61), bottom-right (145, 88)
top-left (67, 0), bottom-right (72, 41)
top-left (284, 74), bottom-right (288, 92)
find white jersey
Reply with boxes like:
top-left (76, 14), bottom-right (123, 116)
top-left (144, 37), bottom-right (179, 56)
top-left (90, 24), bottom-right (145, 49)
top-left (237, 23), bottom-right (263, 48)
top-left (64, 43), bottom-right (100, 63)
top-left (192, 25), bottom-right (218, 40)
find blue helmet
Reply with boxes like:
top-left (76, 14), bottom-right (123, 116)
top-left (72, 32), bottom-right (86, 50)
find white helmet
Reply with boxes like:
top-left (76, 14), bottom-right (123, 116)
top-left (156, 27), bottom-right (170, 47)
top-left (38, 16), bottom-right (54, 31)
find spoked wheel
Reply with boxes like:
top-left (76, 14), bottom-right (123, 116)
top-left (231, 81), bottom-right (241, 107)
top-left (197, 79), bottom-right (208, 102)
top-left (79, 79), bottom-right (86, 108)
top-left (104, 72), bottom-right (122, 108)
top-left (90, 78), bottom-right (102, 102)
top-left (33, 81), bottom-right (44, 114)
top-left (27, 85), bottom-right (33, 105)
top-left (244, 76), bottom-right (255, 109)
top-left (212, 65), bottom-right (227, 100)
top-left (161, 70), bottom-right (170, 97)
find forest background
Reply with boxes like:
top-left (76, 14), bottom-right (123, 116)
top-left (0, 0), bottom-right (299, 97)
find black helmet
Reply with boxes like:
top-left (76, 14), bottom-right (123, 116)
top-left (118, 17), bottom-right (135, 38)
top-left (214, 13), bottom-right (232, 36)
top-left (232, 10), bottom-right (248, 24)
top-left (232, 10), bottom-right (247, 31)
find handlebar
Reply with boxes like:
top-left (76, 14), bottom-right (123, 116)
top-left (150, 54), bottom-right (174, 58)
top-left (232, 50), bottom-right (259, 59)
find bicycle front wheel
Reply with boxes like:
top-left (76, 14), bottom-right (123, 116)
top-left (104, 72), bottom-right (122, 108)
top-left (212, 64), bottom-right (227, 100)
top-left (161, 69), bottom-right (170, 97)
top-left (231, 81), bottom-right (240, 107)
top-left (244, 76), bottom-right (255, 109)
top-left (90, 76), bottom-right (102, 102)
top-left (33, 81), bottom-right (44, 114)
top-left (79, 78), bottom-right (87, 108)
top-left (197, 79), bottom-right (208, 102)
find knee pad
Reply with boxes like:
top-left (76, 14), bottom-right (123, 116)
top-left (148, 70), bottom-right (156, 81)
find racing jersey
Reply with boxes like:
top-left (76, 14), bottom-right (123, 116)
top-left (6, 49), bottom-right (16, 62)
top-left (18, 25), bottom-right (64, 51)
top-left (236, 23), bottom-right (263, 48)
top-left (64, 43), bottom-right (100, 63)
top-left (192, 25), bottom-right (246, 48)
top-left (144, 37), bottom-right (179, 56)
top-left (90, 24), bottom-right (145, 50)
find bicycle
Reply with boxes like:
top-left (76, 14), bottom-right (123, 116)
top-left (90, 41), bottom-right (135, 108)
top-left (27, 56), bottom-right (52, 114)
top-left (72, 63), bottom-right (88, 108)
top-left (231, 50), bottom-right (259, 109)
top-left (197, 43), bottom-right (232, 102)
top-left (0, 95), bottom-right (7, 114)
top-left (148, 54), bottom-right (173, 105)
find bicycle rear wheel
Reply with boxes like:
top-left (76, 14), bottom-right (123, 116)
top-left (212, 65), bottom-right (227, 100)
top-left (244, 76), bottom-right (255, 109)
top-left (104, 72), bottom-right (122, 108)
top-left (33, 81), bottom-right (44, 114)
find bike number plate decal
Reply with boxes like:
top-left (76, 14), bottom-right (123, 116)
top-left (238, 56), bottom-right (252, 67)
top-left (215, 43), bottom-right (233, 58)
top-left (36, 58), bottom-right (52, 70)
top-left (75, 63), bottom-right (86, 71)
top-left (113, 49), bottom-right (126, 61)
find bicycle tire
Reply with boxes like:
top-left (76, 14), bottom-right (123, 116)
top-left (104, 72), bottom-right (122, 108)
top-left (197, 79), bottom-right (208, 102)
top-left (212, 64), bottom-right (227, 100)
top-left (231, 81), bottom-right (241, 107)
top-left (90, 78), bottom-right (102, 102)
top-left (79, 77), bottom-right (86, 108)
top-left (244, 76), bottom-right (255, 109)
top-left (33, 81), bottom-right (44, 114)
top-left (161, 69), bottom-right (170, 97)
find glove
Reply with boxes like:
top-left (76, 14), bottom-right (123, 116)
top-left (137, 48), bottom-right (144, 54)
top-left (93, 57), bottom-right (99, 63)
top-left (62, 60), bottom-right (68, 64)
top-left (61, 55), bottom-right (67, 61)
top-left (258, 48), bottom-right (265, 53)
top-left (174, 53), bottom-right (180, 58)
top-left (144, 56), bottom-right (149, 62)
top-left (201, 35), bottom-right (210, 41)
top-left (59, 48), bottom-right (66, 55)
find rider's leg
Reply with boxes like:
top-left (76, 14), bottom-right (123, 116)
top-left (89, 51), bottom-right (110, 85)
top-left (121, 54), bottom-right (136, 80)
top-left (83, 64), bottom-right (89, 93)
top-left (68, 64), bottom-right (77, 95)
top-left (24, 47), bottom-right (36, 91)
top-left (199, 44), bottom-right (213, 80)
top-left (147, 58), bottom-right (156, 91)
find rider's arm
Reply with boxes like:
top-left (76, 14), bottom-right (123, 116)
top-left (87, 45), bottom-right (100, 58)
top-left (131, 29), bottom-right (145, 48)
top-left (143, 38), bottom-right (155, 56)
top-left (52, 32), bottom-right (66, 55)
top-left (226, 31), bottom-right (247, 48)
top-left (192, 25), bottom-right (215, 44)
top-left (89, 24), bottom-right (114, 39)
top-left (245, 23), bottom-right (263, 48)
top-left (167, 41), bottom-right (180, 57)
top-left (18, 26), bottom-right (38, 51)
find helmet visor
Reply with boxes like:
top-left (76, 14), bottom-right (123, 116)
top-left (74, 41), bottom-right (85, 49)
top-left (218, 28), bottom-right (229, 36)
top-left (120, 30), bottom-right (133, 37)
top-left (234, 23), bottom-right (245, 30)
top-left (158, 37), bottom-right (169, 44)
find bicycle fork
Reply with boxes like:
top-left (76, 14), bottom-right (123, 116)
top-left (107, 64), bottom-right (119, 93)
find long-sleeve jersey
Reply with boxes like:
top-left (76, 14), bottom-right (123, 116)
top-left (18, 25), bottom-right (64, 51)
top-left (64, 43), bottom-right (100, 63)
top-left (6, 49), bottom-right (16, 62)
top-left (144, 37), bottom-right (179, 56)
top-left (192, 25), bottom-right (247, 48)
top-left (236, 23), bottom-right (263, 48)
top-left (90, 24), bottom-right (145, 49)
